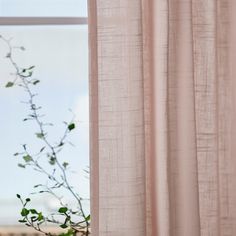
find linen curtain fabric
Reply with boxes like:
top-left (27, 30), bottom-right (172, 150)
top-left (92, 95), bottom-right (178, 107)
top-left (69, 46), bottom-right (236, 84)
top-left (88, 0), bottom-right (236, 235)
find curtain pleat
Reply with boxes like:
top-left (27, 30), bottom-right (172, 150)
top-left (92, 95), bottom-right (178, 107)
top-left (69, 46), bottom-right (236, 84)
top-left (88, 0), bottom-right (236, 235)
top-left (89, 1), bottom-right (147, 235)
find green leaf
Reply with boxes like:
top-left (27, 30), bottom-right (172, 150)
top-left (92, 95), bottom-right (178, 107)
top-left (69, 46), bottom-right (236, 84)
top-left (33, 80), bottom-right (40, 85)
top-left (18, 163), bottom-right (26, 168)
top-left (37, 212), bottom-right (44, 221)
top-left (39, 146), bottom-right (45, 153)
top-left (58, 142), bottom-right (64, 147)
top-left (68, 123), bottom-right (75, 131)
top-left (60, 224), bottom-right (68, 229)
top-left (5, 82), bottom-right (14, 88)
top-left (18, 219), bottom-right (27, 223)
top-left (36, 133), bottom-right (44, 139)
top-left (63, 162), bottom-right (69, 168)
top-left (85, 214), bottom-right (91, 221)
top-left (28, 66), bottom-right (35, 70)
top-left (21, 208), bottom-right (29, 217)
top-left (23, 155), bottom-right (32, 162)
top-left (30, 209), bottom-right (38, 214)
top-left (34, 184), bottom-right (42, 188)
top-left (49, 157), bottom-right (56, 165)
top-left (58, 207), bottom-right (68, 214)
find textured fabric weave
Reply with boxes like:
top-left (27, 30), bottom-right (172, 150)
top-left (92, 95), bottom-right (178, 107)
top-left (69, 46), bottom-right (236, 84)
top-left (88, 0), bottom-right (236, 235)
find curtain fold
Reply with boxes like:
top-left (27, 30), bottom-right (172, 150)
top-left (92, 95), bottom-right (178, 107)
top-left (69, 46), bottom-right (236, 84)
top-left (88, 0), bottom-right (236, 235)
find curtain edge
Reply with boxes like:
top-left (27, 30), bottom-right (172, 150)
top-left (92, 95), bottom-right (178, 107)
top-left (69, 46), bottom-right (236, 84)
top-left (88, 0), bottom-right (99, 235)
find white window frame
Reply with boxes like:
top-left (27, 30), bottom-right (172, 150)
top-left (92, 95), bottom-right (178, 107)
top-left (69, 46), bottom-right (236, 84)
top-left (0, 17), bottom-right (87, 25)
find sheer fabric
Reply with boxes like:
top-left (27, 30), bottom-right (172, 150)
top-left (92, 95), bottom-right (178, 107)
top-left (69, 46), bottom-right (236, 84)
top-left (88, 0), bottom-right (236, 235)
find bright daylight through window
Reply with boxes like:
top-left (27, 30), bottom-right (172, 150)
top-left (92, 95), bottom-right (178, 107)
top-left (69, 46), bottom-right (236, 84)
top-left (0, 1), bottom-right (89, 235)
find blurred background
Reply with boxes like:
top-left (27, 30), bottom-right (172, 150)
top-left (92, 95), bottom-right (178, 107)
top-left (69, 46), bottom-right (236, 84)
top-left (0, 0), bottom-right (89, 231)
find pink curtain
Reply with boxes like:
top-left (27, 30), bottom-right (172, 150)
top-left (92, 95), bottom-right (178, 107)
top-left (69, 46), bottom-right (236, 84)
top-left (88, 0), bottom-right (236, 235)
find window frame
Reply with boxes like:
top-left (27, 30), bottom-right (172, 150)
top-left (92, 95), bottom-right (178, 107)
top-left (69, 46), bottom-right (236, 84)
top-left (0, 17), bottom-right (87, 25)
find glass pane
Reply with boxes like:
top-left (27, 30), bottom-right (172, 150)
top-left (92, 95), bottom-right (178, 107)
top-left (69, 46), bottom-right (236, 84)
top-left (0, 0), bottom-right (87, 17)
top-left (0, 25), bottom-right (89, 226)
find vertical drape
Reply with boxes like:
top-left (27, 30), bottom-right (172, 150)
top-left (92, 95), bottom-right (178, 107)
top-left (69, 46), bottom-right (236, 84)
top-left (88, 0), bottom-right (236, 235)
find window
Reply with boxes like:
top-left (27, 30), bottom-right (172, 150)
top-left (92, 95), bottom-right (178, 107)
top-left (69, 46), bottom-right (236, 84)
top-left (0, 2), bottom-right (89, 228)
top-left (0, 0), bottom-right (87, 17)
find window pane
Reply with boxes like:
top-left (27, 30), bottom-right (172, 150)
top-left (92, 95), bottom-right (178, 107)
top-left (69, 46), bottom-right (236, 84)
top-left (0, 0), bottom-right (87, 17)
top-left (0, 25), bottom-right (89, 225)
